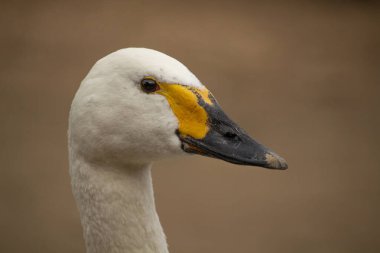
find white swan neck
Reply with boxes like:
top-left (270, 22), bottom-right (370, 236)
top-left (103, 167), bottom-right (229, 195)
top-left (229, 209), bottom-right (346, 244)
top-left (70, 159), bottom-right (168, 253)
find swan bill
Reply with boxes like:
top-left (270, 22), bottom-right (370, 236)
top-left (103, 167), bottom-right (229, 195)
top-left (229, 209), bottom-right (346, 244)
top-left (179, 132), bottom-right (288, 170)
top-left (176, 90), bottom-right (288, 170)
top-left (152, 79), bottom-right (287, 170)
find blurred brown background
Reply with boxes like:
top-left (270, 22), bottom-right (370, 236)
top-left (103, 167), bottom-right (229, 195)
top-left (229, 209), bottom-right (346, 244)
top-left (1, 0), bottom-right (379, 252)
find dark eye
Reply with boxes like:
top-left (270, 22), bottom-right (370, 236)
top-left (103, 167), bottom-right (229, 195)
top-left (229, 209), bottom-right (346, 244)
top-left (141, 78), bottom-right (159, 93)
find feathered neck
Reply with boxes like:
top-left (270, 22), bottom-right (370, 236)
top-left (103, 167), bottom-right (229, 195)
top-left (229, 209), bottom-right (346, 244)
top-left (69, 153), bottom-right (168, 253)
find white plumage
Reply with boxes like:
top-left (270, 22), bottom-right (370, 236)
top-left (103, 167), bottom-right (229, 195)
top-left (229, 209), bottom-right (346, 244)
top-left (69, 48), bottom-right (286, 253)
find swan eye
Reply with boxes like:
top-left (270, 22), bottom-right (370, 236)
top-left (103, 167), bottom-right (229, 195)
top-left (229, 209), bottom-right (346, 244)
top-left (141, 78), bottom-right (159, 93)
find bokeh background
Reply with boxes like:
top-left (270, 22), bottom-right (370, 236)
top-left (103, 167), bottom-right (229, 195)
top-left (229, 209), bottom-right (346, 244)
top-left (1, 0), bottom-right (379, 252)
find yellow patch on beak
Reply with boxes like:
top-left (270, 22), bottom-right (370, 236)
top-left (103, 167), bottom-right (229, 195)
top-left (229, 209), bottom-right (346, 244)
top-left (191, 87), bottom-right (213, 105)
top-left (156, 83), bottom-right (213, 139)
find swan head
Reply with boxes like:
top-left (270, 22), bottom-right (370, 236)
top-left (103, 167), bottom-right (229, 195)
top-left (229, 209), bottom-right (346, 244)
top-left (69, 48), bottom-right (287, 169)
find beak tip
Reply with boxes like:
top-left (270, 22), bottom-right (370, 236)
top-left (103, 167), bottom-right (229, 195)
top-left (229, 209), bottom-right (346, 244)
top-left (265, 152), bottom-right (288, 170)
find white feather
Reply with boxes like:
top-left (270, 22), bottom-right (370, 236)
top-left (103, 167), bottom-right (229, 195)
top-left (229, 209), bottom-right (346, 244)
top-left (69, 48), bottom-right (205, 253)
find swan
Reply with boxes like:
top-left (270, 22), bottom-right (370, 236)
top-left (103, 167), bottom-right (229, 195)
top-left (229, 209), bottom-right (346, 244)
top-left (68, 48), bottom-right (287, 253)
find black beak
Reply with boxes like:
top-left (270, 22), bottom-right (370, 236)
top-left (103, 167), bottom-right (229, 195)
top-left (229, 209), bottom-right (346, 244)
top-left (177, 94), bottom-right (288, 170)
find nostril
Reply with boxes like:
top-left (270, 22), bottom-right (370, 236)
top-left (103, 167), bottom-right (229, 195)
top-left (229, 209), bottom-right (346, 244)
top-left (224, 131), bottom-right (238, 139)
